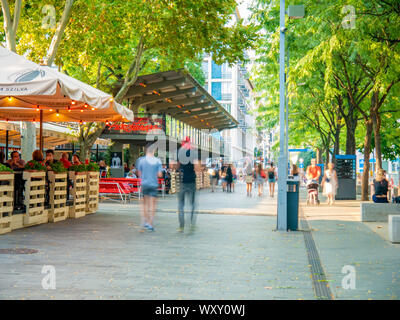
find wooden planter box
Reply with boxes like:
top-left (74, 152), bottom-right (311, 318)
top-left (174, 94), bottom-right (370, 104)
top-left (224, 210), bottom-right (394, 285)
top-left (23, 171), bottom-right (48, 226)
top-left (48, 172), bottom-right (68, 223)
top-left (0, 173), bottom-right (14, 235)
top-left (86, 171), bottom-right (99, 214)
top-left (68, 171), bottom-right (87, 219)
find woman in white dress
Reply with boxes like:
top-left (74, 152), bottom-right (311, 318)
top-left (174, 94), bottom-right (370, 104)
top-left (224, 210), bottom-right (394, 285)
top-left (322, 162), bottom-right (338, 206)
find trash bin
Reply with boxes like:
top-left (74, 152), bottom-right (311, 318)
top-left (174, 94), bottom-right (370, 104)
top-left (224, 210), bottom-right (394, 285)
top-left (287, 180), bottom-right (300, 231)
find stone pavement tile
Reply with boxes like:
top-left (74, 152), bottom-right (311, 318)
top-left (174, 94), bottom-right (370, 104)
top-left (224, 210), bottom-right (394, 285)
top-left (0, 207), bottom-right (315, 300)
top-left (308, 219), bottom-right (400, 300)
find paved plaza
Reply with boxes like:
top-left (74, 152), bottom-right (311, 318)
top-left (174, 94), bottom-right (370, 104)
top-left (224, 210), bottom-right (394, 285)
top-left (0, 182), bottom-right (399, 300)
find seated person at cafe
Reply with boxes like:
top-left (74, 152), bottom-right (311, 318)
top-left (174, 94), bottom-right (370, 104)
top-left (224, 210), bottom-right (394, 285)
top-left (0, 151), bottom-right (11, 167)
top-left (72, 154), bottom-right (82, 165)
top-left (60, 152), bottom-right (72, 169)
top-left (45, 149), bottom-right (59, 170)
top-left (371, 169), bottom-right (389, 203)
top-left (6, 151), bottom-right (25, 170)
top-left (32, 150), bottom-right (44, 162)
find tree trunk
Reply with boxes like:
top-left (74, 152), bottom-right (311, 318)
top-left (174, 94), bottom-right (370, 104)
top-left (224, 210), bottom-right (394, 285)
top-left (361, 119), bottom-right (373, 201)
top-left (78, 123), bottom-right (105, 162)
top-left (333, 128), bottom-right (340, 163)
top-left (325, 146), bottom-right (330, 167)
top-left (345, 119), bottom-right (357, 155)
top-left (372, 109), bottom-right (382, 170)
top-left (316, 148), bottom-right (323, 164)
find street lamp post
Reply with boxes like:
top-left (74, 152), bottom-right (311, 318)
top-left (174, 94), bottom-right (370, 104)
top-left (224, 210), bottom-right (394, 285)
top-left (277, 0), bottom-right (287, 231)
top-left (277, 2), bottom-right (304, 231)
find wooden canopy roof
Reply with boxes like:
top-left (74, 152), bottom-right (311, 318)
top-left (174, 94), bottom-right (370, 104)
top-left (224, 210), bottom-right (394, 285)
top-left (115, 69), bottom-right (238, 131)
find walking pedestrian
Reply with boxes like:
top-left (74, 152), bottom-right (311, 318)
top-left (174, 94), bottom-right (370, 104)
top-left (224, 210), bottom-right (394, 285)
top-left (220, 163), bottom-right (228, 192)
top-left (255, 163), bottom-right (266, 196)
top-left (136, 142), bottom-right (163, 232)
top-left (176, 137), bottom-right (200, 232)
top-left (208, 163), bottom-right (218, 192)
top-left (244, 157), bottom-right (253, 197)
top-left (231, 164), bottom-right (237, 192)
top-left (267, 162), bottom-right (277, 197)
top-left (226, 163), bottom-right (233, 193)
top-left (322, 162), bottom-right (338, 206)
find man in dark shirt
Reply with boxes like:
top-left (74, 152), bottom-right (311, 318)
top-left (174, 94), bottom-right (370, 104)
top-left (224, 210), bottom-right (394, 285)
top-left (176, 137), bottom-right (200, 232)
top-left (45, 149), bottom-right (59, 170)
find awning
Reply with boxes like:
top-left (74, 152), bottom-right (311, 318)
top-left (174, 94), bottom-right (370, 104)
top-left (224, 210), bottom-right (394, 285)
top-left (114, 69), bottom-right (237, 130)
top-left (0, 121), bottom-right (109, 148)
top-left (0, 47), bottom-right (133, 122)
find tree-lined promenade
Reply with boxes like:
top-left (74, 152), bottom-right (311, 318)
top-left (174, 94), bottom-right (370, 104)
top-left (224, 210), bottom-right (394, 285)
top-left (1, 0), bottom-right (257, 159)
top-left (251, 0), bottom-right (400, 200)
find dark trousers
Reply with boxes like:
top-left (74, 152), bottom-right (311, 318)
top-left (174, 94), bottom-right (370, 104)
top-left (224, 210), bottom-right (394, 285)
top-left (178, 182), bottom-right (196, 228)
top-left (372, 195), bottom-right (388, 203)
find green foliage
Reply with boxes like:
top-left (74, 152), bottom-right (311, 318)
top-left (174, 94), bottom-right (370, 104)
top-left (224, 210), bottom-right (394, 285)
top-left (0, 164), bottom-right (13, 173)
top-left (69, 164), bottom-right (87, 172)
top-left (50, 161), bottom-right (68, 173)
top-left (25, 160), bottom-right (47, 171)
top-left (86, 162), bottom-right (99, 172)
top-left (251, 0), bottom-right (400, 161)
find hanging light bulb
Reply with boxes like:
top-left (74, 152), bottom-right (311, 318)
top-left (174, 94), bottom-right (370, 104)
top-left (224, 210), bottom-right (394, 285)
top-left (36, 106), bottom-right (40, 112)
top-left (68, 106), bottom-right (71, 112)
top-left (79, 120), bottom-right (83, 125)
top-left (91, 107), bottom-right (95, 111)
top-left (84, 103), bottom-right (88, 108)
top-left (80, 109), bottom-right (84, 113)
top-left (71, 100), bottom-right (76, 105)
top-left (49, 108), bottom-right (53, 112)
top-left (7, 96), bottom-right (12, 102)
top-left (56, 110), bottom-right (60, 117)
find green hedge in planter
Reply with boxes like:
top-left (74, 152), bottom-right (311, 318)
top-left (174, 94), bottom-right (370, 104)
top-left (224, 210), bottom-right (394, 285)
top-left (24, 160), bottom-right (47, 171)
top-left (0, 163), bottom-right (13, 173)
top-left (69, 164), bottom-right (87, 172)
top-left (50, 161), bottom-right (68, 173)
top-left (86, 162), bottom-right (99, 172)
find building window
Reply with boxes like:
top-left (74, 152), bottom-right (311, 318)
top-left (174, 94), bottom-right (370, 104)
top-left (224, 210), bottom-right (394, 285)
top-left (221, 82), bottom-right (232, 101)
top-left (202, 61), bottom-right (209, 79)
top-left (211, 61), bottom-right (222, 79)
top-left (221, 63), bottom-right (232, 79)
top-left (211, 82), bottom-right (222, 100)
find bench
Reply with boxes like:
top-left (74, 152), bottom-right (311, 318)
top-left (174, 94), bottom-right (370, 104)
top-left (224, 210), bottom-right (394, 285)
top-left (360, 202), bottom-right (400, 222)
top-left (102, 178), bottom-right (142, 200)
top-left (389, 215), bottom-right (400, 243)
top-left (99, 181), bottom-right (131, 203)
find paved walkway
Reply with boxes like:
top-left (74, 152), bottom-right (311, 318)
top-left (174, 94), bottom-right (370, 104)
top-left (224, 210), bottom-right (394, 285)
top-left (0, 183), bottom-right (399, 300)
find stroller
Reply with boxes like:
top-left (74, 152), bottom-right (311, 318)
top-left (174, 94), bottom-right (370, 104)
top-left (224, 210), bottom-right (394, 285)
top-left (306, 179), bottom-right (320, 205)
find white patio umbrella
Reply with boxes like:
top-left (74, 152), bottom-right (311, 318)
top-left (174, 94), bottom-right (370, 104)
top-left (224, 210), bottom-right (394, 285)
top-left (0, 46), bottom-right (133, 150)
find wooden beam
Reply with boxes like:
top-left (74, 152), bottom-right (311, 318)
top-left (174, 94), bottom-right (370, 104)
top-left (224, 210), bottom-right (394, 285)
top-left (147, 96), bottom-right (205, 112)
top-left (134, 87), bottom-right (197, 106)
top-left (124, 78), bottom-right (186, 98)
top-left (177, 107), bottom-right (219, 119)
top-left (166, 102), bottom-right (214, 115)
